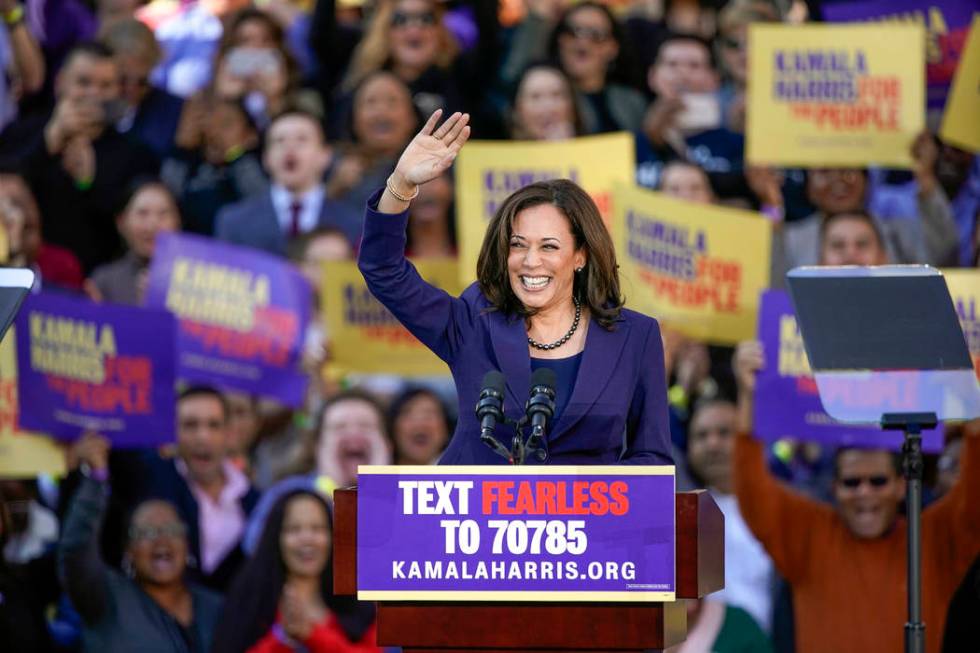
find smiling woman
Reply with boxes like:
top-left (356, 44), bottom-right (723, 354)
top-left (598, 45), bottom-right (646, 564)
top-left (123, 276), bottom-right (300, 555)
top-left (59, 468), bottom-right (223, 653)
top-left (212, 490), bottom-right (379, 653)
top-left (357, 110), bottom-right (672, 466)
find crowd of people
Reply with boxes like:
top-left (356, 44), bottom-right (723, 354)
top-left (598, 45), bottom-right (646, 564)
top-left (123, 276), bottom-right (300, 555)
top-left (0, 0), bottom-right (978, 651)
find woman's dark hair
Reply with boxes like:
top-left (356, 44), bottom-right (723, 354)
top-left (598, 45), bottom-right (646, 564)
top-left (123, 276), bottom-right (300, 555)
top-left (547, 1), bottom-right (642, 89)
top-left (509, 62), bottom-right (586, 139)
top-left (114, 176), bottom-right (183, 225)
top-left (212, 490), bottom-right (375, 653)
top-left (386, 387), bottom-right (455, 458)
top-left (476, 179), bottom-right (624, 330)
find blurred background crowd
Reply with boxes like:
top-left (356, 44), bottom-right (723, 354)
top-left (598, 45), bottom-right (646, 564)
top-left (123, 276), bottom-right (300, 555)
top-left (0, 0), bottom-right (978, 651)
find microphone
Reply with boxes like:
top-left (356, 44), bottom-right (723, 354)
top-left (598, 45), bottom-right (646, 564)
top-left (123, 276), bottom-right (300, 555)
top-left (525, 368), bottom-right (556, 461)
top-left (475, 370), bottom-right (511, 462)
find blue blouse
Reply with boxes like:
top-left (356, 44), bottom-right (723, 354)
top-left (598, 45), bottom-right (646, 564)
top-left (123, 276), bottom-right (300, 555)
top-left (531, 352), bottom-right (584, 427)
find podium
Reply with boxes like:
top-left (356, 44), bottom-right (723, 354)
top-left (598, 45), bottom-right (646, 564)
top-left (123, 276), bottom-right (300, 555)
top-left (334, 488), bottom-right (724, 652)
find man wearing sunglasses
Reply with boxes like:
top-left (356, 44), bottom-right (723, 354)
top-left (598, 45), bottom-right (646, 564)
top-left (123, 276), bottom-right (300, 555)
top-left (730, 341), bottom-right (980, 653)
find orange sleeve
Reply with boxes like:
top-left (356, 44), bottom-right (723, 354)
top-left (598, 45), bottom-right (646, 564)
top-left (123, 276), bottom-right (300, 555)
top-left (923, 431), bottom-right (980, 576)
top-left (733, 432), bottom-right (835, 583)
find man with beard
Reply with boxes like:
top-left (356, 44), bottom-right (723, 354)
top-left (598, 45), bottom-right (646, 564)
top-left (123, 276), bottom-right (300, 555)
top-left (731, 342), bottom-right (980, 653)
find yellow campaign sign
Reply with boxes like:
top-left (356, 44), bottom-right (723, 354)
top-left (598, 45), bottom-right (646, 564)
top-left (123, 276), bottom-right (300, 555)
top-left (944, 269), bottom-right (980, 380)
top-left (0, 329), bottom-right (66, 478)
top-left (454, 133), bottom-right (635, 286)
top-left (746, 23), bottom-right (925, 168)
top-left (614, 185), bottom-right (772, 345)
top-left (940, 16), bottom-right (980, 153)
top-left (322, 259), bottom-right (463, 376)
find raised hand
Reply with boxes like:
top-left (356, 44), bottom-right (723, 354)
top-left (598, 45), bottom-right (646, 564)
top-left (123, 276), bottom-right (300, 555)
top-left (733, 340), bottom-right (764, 396)
top-left (390, 110), bottom-right (471, 193)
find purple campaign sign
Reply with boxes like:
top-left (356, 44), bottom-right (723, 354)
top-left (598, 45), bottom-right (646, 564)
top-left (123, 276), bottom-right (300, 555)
top-left (755, 290), bottom-right (942, 452)
top-left (145, 233), bottom-right (312, 406)
top-left (357, 468), bottom-right (675, 600)
top-left (822, 0), bottom-right (979, 108)
top-left (15, 292), bottom-right (176, 446)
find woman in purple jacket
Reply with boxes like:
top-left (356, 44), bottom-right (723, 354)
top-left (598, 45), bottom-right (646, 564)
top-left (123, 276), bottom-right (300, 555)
top-left (358, 110), bottom-right (671, 466)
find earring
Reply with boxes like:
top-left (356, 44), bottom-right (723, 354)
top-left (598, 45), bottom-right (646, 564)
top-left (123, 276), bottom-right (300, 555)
top-left (575, 267), bottom-right (583, 273)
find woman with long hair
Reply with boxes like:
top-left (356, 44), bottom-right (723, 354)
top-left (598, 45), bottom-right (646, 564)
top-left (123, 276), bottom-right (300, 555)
top-left (213, 490), bottom-right (378, 653)
top-left (334, 0), bottom-right (501, 138)
top-left (358, 110), bottom-right (672, 466)
top-left (86, 178), bottom-right (181, 305)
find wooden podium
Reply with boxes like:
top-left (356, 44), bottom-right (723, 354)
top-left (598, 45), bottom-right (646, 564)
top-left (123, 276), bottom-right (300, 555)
top-left (334, 488), bottom-right (724, 653)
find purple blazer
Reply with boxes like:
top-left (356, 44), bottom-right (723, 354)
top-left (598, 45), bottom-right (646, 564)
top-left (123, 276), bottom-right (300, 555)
top-left (358, 191), bottom-right (672, 466)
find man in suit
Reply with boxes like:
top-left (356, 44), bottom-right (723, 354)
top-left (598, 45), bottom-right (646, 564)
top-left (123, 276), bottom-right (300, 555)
top-left (142, 385), bottom-right (260, 592)
top-left (215, 108), bottom-right (363, 255)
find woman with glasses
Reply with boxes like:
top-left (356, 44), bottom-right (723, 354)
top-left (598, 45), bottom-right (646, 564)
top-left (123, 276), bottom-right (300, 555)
top-left (504, 1), bottom-right (644, 135)
top-left (715, 0), bottom-right (780, 133)
top-left (59, 434), bottom-right (222, 653)
top-left (336, 0), bottom-right (501, 138)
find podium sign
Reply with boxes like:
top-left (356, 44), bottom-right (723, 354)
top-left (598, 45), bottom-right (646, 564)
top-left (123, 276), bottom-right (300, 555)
top-left (356, 466), bottom-right (675, 602)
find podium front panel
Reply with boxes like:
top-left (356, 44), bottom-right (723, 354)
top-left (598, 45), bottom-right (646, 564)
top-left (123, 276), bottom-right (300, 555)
top-left (355, 465), bottom-right (676, 602)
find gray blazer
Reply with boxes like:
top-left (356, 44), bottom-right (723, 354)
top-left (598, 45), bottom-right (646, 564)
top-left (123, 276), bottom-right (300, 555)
top-left (214, 190), bottom-right (364, 256)
top-left (59, 478), bottom-right (222, 653)
top-left (772, 187), bottom-right (960, 287)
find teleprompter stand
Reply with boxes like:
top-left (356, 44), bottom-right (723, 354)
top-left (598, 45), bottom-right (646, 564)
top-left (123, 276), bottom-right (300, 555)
top-left (882, 412), bottom-right (937, 653)
top-left (333, 488), bottom-right (724, 652)
top-left (787, 266), bottom-right (980, 653)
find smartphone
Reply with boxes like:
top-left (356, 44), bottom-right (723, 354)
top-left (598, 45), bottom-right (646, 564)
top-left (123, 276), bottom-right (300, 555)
top-left (0, 268), bottom-right (35, 343)
top-left (226, 48), bottom-right (281, 78)
top-left (676, 92), bottom-right (722, 134)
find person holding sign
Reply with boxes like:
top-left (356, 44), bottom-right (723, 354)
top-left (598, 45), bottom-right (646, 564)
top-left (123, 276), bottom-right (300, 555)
top-left (358, 109), bottom-right (671, 466)
top-left (730, 341), bottom-right (980, 653)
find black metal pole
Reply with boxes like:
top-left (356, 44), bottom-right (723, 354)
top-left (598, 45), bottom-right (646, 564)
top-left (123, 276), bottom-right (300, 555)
top-left (903, 424), bottom-right (925, 653)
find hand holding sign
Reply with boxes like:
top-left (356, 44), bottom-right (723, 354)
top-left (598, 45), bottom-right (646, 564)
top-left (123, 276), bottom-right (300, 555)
top-left (68, 432), bottom-right (111, 474)
top-left (733, 340), bottom-right (764, 435)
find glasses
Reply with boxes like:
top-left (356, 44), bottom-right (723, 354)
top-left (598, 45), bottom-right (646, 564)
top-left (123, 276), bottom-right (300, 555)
top-left (129, 523), bottom-right (187, 541)
top-left (391, 11), bottom-right (437, 28)
top-left (839, 475), bottom-right (891, 489)
top-left (562, 25), bottom-right (612, 43)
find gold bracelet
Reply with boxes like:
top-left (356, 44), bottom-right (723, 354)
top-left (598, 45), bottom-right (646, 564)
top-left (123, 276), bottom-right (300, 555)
top-left (385, 175), bottom-right (419, 202)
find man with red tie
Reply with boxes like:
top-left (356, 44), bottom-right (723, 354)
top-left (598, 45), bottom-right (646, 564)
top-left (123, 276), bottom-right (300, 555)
top-left (216, 108), bottom-right (362, 255)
